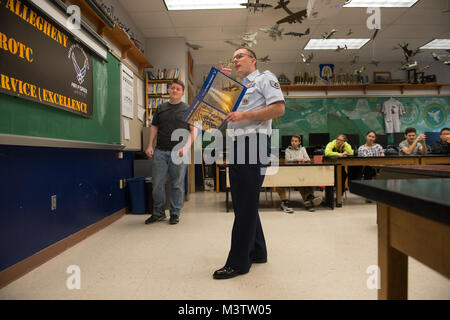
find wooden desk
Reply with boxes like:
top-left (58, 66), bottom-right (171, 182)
top-left (350, 179), bottom-right (450, 300)
top-left (419, 155), bottom-right (450, 165)
top-left (323, 156), bottom-right (422, 207)
top-left (221, 163), bottom-right (335, 212)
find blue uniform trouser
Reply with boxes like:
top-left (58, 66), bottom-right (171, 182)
top-left (226, 133), bottom-right (270, 273)
top-left (151, 148), bottom-right (187, 217)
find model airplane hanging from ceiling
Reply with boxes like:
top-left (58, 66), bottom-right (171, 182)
top-left (369, 59), bottom-right (380, 67)
top-left (240, 0), bottom-right (272, 13)
top-left (258, 55), bottom-right (271, 62)
top-left (350, 56), bottom-right (359, 65)
top-left (260, 24), bottom-right (284, 41)
top-left (300, 53), bottom-right (314, 65)
top-left (322, 29), bottom-right (337, 39)
top-left (284, 28), bottom-right (310, 38)
top-left (241, 32), bottom-right (258, 47)
top-left (353, 66), bottom-right (365, 75)
top-left (224, 40), bottom-right (241, 48)
top-left (335, 45), bottom-right (347, 52)
top-left (185, 42), bottom-right (202, 50)
top-left (306, 0), bottom-right (348, 20)
top-left (432, 52), bottom-right (450, 65)
top-left (274, 0), bottom-right (308, 24)
top-left (432, 52), bottom-right (446, 61)
top-left (396, 42), bottom-right (421, 61)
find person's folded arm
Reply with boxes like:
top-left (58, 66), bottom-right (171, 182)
top-left (325, 142), bottom-right (341, 157)
top-left (344, 142), bottom-right (354, 156)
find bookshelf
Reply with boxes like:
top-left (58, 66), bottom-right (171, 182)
top-left (281, 83), bottom-right (450, 96)
top-left (145, 68), bottom-right (181, 126)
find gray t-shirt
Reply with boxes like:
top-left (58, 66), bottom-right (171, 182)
top-left (285, 145), bottom-right (310, 162)
top-left (399, 139), bottom-right (422, 155)
top-left (151, 101), bottom-right (190, 151)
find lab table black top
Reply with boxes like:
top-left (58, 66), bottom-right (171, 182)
top-left (350, 178), bottom-right (450, 226)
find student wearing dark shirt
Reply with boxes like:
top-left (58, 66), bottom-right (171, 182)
top-left (144, 80), bottom-right (195, 225)
top-left (431, 127), bottom-right (450, 154)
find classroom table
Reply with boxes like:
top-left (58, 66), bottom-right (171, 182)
top-left (219, 163), bottom-right (336, 212)
top-left (323, 155), bottom-right (450, 207)
top-left (375, 164), bottom-right (450, 179)
top-left (349, 179), bottom-right (450, 300)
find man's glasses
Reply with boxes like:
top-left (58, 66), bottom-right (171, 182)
top-left (232, 53), bottom-right (254, 62)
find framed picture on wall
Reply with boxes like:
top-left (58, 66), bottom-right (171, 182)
top-left (373, 72), bottom-right (391, 83)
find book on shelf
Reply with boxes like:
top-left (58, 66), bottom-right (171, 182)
top-left (148, 97), bottom-right (170, 109)
top-left (147, 82), bottom-right (169, 94)
top-left (147, 68), bottom-right (180, 80)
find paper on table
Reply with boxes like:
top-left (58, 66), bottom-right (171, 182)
top-left (123, 119), bottom-right (130, 140)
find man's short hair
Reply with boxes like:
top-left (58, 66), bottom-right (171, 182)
top-left (440, 127), bottom-right (450, 134)
top-left (170, 79), bottom-right (185, 92)
top-left (405, 127), bottom-right (416, 135)
top-left (337, 134), bottom-right (347, 141)
top-left (237, 47), bottom-right (257, 68)
top-left (291, 135), bottom-right (301, 142)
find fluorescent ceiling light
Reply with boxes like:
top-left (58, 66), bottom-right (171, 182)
top-left (304, 39), bottom-right (370, 50)
top-left (420, 39), bottom-right (450, 50)
top-left (164, 0), bottom-right (243, 10)
top-left (343, 0), bottom-right (419, 7)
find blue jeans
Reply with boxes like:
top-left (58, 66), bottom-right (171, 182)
top-left (152, 148), bottom-right (187, 217)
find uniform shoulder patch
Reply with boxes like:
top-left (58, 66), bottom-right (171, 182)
top-left (270, 80), bottom-right (280, 89)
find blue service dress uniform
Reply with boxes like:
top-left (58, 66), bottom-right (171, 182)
top-left (226, 70), bottom-right (285, 273)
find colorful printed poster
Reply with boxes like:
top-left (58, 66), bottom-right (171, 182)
top-left (183, 67), bottom-right (247, 131)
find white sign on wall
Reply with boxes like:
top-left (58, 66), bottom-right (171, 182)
top-left (121, 63), bottom-right (134, 119)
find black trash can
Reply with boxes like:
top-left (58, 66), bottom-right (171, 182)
top-left (126, 177), bottom-right (147, 214)
top-left (145, 177), bottom-right (153, 214)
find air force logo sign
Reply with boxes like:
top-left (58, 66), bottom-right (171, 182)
top-left (68, 44), bottom-right (89, 85)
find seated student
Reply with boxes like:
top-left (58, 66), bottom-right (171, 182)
top-left (276, 135), bottom-right (322, 213)
top-left (357, 131), bottom-right (385, 203)
top-left (357, 130), bottom-right (385, 180)
top-left (325, 134), bottom-right (355, 195)
top-left (399, 127), bottom-right (427, 155)
top-left (325, 134), bottom-right (354, 157)
top-left (431, 127), bottom-right (450, 154)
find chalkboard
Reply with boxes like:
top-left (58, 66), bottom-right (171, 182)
top-left (274, 96), bottom-right (450, 147)
top-left (0, 52), bottom-right (121, 145)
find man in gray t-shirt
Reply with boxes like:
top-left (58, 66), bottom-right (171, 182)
top-left (144, 80), bottom-right (196, 225)
top-left (399, 127), bottom-right (427, 155)
top-left (151, 101), bottom-right (189, 151)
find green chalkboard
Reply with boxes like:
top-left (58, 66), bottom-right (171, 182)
top-left (274, 96), bottom-right (450, 146)
top-left (0, 52), bottom-right (121, 144)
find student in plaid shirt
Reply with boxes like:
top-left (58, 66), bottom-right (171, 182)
top-left (358, 131), bottom-right (385, 157)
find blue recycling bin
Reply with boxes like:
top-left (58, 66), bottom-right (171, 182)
top-left (126, 177), bottom-right (147, 214)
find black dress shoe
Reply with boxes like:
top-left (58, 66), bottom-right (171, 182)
top-left (251, 257), bottom-right (267, 264)
top-left (213, 266), bottom-right (244, 280)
